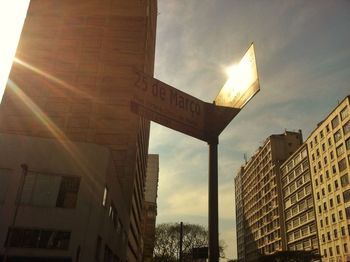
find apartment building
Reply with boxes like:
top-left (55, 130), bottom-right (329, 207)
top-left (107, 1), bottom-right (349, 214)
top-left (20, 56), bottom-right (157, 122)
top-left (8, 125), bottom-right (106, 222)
top-left (306, 96), bottom-right (350, 261)
top-left (235, 131), bottom-right (302, 261)
top-left (280, 144), bottom-right (320, 253)
top-left (235, 167), bottom-right (246, 261)
top-left (0, 1), bottom-right (157, 261)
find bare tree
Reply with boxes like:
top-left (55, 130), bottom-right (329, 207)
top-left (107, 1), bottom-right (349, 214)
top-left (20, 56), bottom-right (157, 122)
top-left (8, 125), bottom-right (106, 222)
top-left (153, 222), bottom-right (225, 261)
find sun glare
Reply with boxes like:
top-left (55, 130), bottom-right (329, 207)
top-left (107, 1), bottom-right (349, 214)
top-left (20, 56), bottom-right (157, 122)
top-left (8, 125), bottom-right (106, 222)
top-left (0, 0), bottom-right (30, 102)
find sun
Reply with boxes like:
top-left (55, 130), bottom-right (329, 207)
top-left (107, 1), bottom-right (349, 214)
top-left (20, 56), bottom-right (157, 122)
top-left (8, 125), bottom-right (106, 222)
top-left (0, 0), bottom-right (30, 102)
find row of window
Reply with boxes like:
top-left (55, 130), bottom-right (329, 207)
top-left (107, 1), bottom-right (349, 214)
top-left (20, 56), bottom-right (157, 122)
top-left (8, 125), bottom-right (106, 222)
top-left (313, 157), bottom-right (348, 182)
top-left (288, 236), bottom-right (318, 251)
top-left (282, 148), bottom-right (308, 174)
top-left (323, 243), bottom-right (349, 258)
top-left (102, 186), bottom-right (125, 236)
top-left (319, 210), bottom-right (346, 228)
top-left (5, 227), bottom-right (71, 250)
top-left (287, 222), bottom-right (317, 242)
top-left (310, 105), bottom-right (349, 148)
top-left (286, 209), bottom-right (315, 230)
top-left (316, 179), bottom-right (345, 200)
top-left (283, 172), bottom-right (311, 198)
top-left (318, 199), bottom-right (350, 215)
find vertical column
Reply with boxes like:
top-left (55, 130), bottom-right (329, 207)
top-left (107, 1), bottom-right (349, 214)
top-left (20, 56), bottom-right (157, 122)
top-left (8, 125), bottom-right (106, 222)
top-left (208, 137), bottom-right (219, 262)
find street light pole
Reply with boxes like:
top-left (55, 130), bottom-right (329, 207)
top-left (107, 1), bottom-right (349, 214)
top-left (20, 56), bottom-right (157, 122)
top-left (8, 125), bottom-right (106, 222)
top-left (208, 137), bottom-right (219, 262)
top-left (3, 164), bottom-right (28, 262)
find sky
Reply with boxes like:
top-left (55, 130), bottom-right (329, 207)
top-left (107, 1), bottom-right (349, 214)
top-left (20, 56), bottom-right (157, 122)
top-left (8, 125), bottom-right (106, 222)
top-left (149, 1), bottom-right (350, 260)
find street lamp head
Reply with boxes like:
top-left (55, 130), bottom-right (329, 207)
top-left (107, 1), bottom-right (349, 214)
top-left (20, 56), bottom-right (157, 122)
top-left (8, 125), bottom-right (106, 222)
top-left (215, 43), bottom-right (260, 109)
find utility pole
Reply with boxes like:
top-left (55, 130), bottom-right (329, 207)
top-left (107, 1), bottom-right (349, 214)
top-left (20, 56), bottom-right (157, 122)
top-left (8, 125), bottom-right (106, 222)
top-left (179, 221), bottom-right (183, 262)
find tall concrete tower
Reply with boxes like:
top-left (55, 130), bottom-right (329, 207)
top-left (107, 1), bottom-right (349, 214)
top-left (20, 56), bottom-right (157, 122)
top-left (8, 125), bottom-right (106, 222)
top-left (0, 1), bottom-right (157, 261)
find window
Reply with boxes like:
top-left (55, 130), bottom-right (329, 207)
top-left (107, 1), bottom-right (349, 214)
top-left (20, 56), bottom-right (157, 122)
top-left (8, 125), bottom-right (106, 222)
top-left (341, 106), bottom-right (349, 120)
top-left (334, 130), bottom-right (342, 143)
top-left (95, 236), bottom-right (102, 260)
top-left (336, 245), bottom-right (340, 255)
top-left (343, 189), bottom-right (350, 203)
top-left (344, 120), bottom-right (350, 135)
top-left (314, 136), bottom-right (318, 144)
top-left (326, 124), bottom-right (330, 133)
top-left (346, 138), bottom-right (350, 150)
top-left (332, 115), bottom-right (340, 129)
top-left (21, 173), bottom-right (80, 208)
top-left (339, 210), bottom-right (343, 220)
top-left (341, 174), bottom-right (349, 187)
top-left (327, 231), bottom-right (331, 241)
top-left (109, 201), bottom-right (117, 227)
top-left (328, 184), bottom-right (332, 193)
top-left (334, 180), bottom-right (339, 190)
top-left (346, 207), bottom-right (350, 219)
top-left (316, 149), bottom-right (320, 157)
top-left (336, 144), bottom-right (344, 156)
top-left (104, 245), bottom-right (113, 262)
top-left (330, 151), bottom-right (334, 160)
top-left (345, 243), bottom-right (349, 253)
top-left (341, 226), bottom-right (346, 236)
top-left (324, 156), bottom-right (328, 165)
top-left (328, 137), bottom-right (332, 146)
top-left (102, 186), bottom-right (108, 207)
top-left (7, 227), bottom-right (71, 249)
top-left (336, 194), bottom-right (341, 204)
top-left (338, 158), bottom-right (347, 172)
top-left (320, 130), bottom-right (324, 139)
top-left (332, 165), bottom-right (337, 175)
top-left (330, 198), bottom-right (333, 208)
top-left (332, 213), bottom-right (336, 223)
top-left (56, 176), bottom-right (80, 208)
top-left (329, 247), bottom-right (333, 256)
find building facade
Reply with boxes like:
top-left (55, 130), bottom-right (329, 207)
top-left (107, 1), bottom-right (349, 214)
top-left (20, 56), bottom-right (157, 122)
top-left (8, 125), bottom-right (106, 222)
top-left (0, 0), bottom-right (157, 261)
top-left (235, 131), bottom-right (302, 261)
top-left (235, 167), bottom-right (246, 261)
top-left (280, 144), bottom-right (320, 253)
top-left (142, 154), bottom-right (159, 262)
top-left (306, 96), bottom-right (350, 261)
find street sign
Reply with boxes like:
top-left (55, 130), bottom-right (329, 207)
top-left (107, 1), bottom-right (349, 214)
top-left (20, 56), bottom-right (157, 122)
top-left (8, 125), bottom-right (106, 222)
top-left (130, 70), bottom-right (241, 142)
top-left (215, 43), bottom-right (259, 109)
top-left (131, 70), bottom-right (208, 141)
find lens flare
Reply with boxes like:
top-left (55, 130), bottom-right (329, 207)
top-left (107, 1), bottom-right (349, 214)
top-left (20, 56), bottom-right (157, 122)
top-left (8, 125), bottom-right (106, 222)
top-left (0, 0), bottom-right (30, 102)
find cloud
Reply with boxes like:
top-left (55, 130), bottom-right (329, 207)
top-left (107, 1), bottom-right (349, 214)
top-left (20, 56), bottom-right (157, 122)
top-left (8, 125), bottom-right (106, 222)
top-left (152, 1), bottom-right (350, 259)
